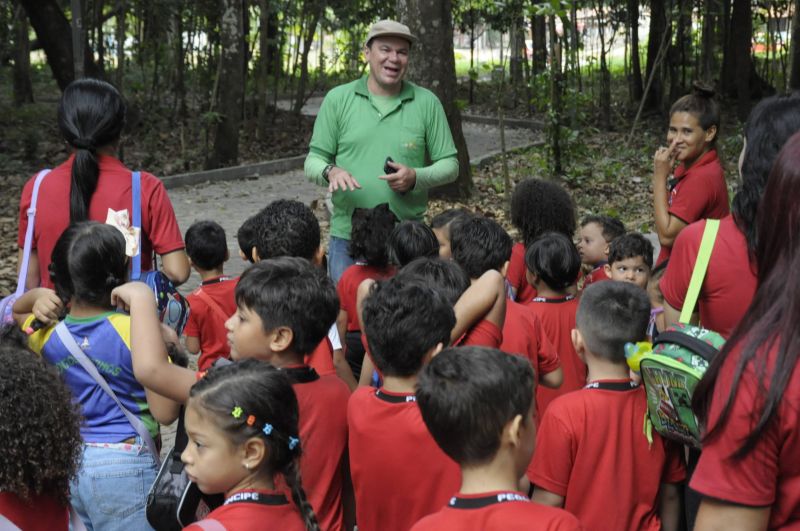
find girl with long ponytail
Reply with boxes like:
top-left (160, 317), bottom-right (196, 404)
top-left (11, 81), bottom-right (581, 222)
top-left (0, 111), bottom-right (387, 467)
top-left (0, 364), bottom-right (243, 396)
top-left (17, 78), bottom-right (189, 290)
top-left (182, 359), bottom-right (320, 531)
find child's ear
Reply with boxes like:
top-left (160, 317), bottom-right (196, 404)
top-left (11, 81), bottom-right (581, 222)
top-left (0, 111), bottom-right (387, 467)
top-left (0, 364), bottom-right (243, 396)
top-left (268, 326), bottom-right (294, 353)
top-left (312, 245), bottom-right (325, 267)
top-left (704, 125), bottom-right (718, 144)
top-left (500, 260), bottom-right (510, 279)
top-left (425, 342), bottom-right (444, 362)
top-left (239, 249), bottom-right (248, 262)
top-left (241, 435), bottom-right (267, 471)
top-left (224, 249), bottom-right (230, 263)
top-left (603, 242), bottom-right (610, 257)
top-left (571, 328), bottom-right (586, 361)
top-left (525, 269), bottom-right (538, 287)
top-left (604, 263), bottom-right (612, 277)
top-left (251, 247), bottom-right (260, 263)
top-left (504, 414), bottom-right (524, 448)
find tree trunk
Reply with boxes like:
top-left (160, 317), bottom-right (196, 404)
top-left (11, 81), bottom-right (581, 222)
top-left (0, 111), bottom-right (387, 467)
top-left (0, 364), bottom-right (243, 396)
top-left (700, 0), bottom-right (716, 82)
top-left (115, 0), bottom-right (125, 89)
top-left (19, 0), bottom-right (99, 89)
top-left (209, 0), bottom-right (245, 169)
top-left (396, 0), bottom-right (472, 199)
top-left (293, 1), bottom-right (321, 117)
top-left (509, 14), bottom-right (525, 105)
top-left (94, 0), bottom-right (105, 73)
top-left (790, 0), bottom-right (800, 89)
top-left (722, 0), bottom-right (769, 118)
top-left (12, 4), bottom-right (34, 104)
top-left (595, 0), bottom-right (611, 129)
top-left (644, 0), bottom-right (667, 110)
top-left (627, 0), bottom-right (643, 101)
top-left (172, 1), bottom-right (187, 120)
top-left (549, 14), bottom-right (563, 175)
top-left (531, 14), bottom-right (547, 73)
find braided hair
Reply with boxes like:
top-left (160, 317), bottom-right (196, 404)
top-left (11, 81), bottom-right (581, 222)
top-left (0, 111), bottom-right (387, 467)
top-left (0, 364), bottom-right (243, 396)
top-left (190, 359), bottom-right (320, 531)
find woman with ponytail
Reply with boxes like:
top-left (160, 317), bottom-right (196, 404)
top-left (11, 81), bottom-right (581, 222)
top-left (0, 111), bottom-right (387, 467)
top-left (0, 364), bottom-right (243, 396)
top-left (182, 359), bottom-right (320, 531)
top-left (691, 131), bottom-right (800, 530)
top-left (661, 93), bottom-right (800, 337)
top-left (11, 221), bottom-right (179, 530)
top-left (16, 78), bottom-right (189, 289)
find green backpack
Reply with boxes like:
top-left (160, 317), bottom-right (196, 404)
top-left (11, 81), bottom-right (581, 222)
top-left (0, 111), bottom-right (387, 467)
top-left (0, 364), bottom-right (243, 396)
top-left (636, 219), bottom-right (726, 449)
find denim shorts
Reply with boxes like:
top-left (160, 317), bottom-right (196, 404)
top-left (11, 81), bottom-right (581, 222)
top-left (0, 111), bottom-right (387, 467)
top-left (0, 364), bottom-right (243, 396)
top-left (70, 440), bottom-right (158, 531)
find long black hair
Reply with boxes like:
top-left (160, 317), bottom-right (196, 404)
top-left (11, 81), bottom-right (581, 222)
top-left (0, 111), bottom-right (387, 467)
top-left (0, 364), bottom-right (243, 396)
top-left (694, 132), bottom-right (800, 457)
top-left (58, 78), bottom-right (126, 223)
top-left (733, 92), bottom-right (800, 256)
top-left (49, 222), bottom-right (128, 312)
top-left (190, 359), bottom-right (319, 530)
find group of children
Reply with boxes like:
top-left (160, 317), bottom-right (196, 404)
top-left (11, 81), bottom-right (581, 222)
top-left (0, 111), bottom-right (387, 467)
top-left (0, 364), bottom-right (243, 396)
top-left (0, 82), bottom-right (734, 531)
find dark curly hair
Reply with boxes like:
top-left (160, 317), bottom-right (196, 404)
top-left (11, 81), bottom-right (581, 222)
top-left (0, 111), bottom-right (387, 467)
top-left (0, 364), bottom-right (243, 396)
top-left (0, 325), bottom-right (82, 506)
top-left (511, 179), bottom-right (576, 247)
top-left (253, 200), bottom-right (321, 262)
top-left (348, 203), bottom-right (398, 268)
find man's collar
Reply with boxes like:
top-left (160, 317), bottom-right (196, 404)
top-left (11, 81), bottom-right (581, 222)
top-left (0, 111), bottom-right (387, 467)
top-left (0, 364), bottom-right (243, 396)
top-left (355, 75), bottom-right (415, 101)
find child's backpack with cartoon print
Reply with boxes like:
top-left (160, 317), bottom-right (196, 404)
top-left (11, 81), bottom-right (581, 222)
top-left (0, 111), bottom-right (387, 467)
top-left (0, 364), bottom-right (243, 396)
top-left (627, 219), bottom-right (725, 448)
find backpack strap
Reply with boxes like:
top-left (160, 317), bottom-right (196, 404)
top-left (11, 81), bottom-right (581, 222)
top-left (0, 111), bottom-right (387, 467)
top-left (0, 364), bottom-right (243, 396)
top-left (131, 171), bottom-right (142, 280)
top-left (653, 330), bottom-right (719, 362)
top-left (679, 219), bottom-right (720, 324)
top-left (16, 169), bottom-right (51, 294)
top-left (54, 322), bottom-right (160, 463)
top-left (195, 289), bottom-right (231, 323)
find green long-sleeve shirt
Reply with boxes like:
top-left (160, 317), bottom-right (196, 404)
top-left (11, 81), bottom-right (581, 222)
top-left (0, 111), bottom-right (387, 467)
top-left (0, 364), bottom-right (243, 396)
top-left (304, 77), bottom-right (459, 239)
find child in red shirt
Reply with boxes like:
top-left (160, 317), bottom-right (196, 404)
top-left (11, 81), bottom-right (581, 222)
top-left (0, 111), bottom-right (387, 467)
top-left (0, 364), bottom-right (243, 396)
top-left (336, 203), bottom-right (397, 384)
top-left (181, 359), bottom-right (315, 531)
top-left (349, 277), bottom-right (462, 531)
top-left (113, 257), bottom-right (350, 531)
top-left (450, 215), bottom-right (563, 389)
top-left (430, 208), bottom-right (471, 260)
top-left (577, 215), bottom-right (625, 288)
top-left (652, 83), bottom-right (729, 264)
top-left (529, 282), bottom-right (685, 530)
top-left (412, 346), bottom-right (581, 531)
top-left (0, 331), bottom-right (83, 531)
top-left (508, 179), bottom-right (577, 303)
top-left (524, 233), bottom-right (585, 418)
top-left (184, 220), bottom-right (238, 371)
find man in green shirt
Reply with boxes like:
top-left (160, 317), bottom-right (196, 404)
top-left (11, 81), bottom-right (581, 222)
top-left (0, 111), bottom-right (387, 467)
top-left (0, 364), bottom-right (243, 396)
top-left (304, 19), bottom-right (459, 282)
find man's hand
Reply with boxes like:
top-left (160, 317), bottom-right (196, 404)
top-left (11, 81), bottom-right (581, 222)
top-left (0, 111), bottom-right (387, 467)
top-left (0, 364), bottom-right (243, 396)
top-left (328, 166), bottom-right (362, 193)
top-left (379, 161), bottom-right (416, 193)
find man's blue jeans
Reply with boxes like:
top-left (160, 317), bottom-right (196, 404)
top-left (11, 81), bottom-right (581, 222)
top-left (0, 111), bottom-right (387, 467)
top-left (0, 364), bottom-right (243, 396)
top-left (328, 236), bottom-right (355, 284)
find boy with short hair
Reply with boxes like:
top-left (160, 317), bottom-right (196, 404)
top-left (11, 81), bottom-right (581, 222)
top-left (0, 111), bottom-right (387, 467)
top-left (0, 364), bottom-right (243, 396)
top-left (604, 232), bottom-right (654, 291)
top-left (183, 220), bottom-right (238, 371)
top-left (430, 208), bottom-right (471, 260)
top-left (524, 233), bottom-right (585, 418)
top-left (236, 212), bottom-right (260, 263)
top-left (450, 216), bottom-right (563, 389)
top-left (349, 277), bottom-right (461, 531)
top-left (114, 257), bottom-right (351, 531)
top-left (529, 282), bottom-right (685, 531)
top-left (577, 215), bottom-right (626, 286)
top-left (412, 346), bottom-right (581, 531)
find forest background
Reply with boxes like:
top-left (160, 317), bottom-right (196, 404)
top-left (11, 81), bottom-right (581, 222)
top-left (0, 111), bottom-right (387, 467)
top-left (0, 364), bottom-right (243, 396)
top-left (1, 0), bottom-right (796, 290)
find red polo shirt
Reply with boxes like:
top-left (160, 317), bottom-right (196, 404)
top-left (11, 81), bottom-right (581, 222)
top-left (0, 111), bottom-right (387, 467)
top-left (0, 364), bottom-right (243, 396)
top-left (18, 154), bottom-right (184, 288)
top-left (348, 387), bottom-right (461, 531)
top-left (183, 490), bottom-right (304, 531)
top-left (411, 491), bottom-right (582, 530)
top-left (501, 301), bottom-right (560, 379)
top-left (305, 336), bottom-right (336, 376)
top-left (184, 276), bottom-right (238, 371)
top-left (660, 216), bottom-right (756, 338)
top-left (582, 265), bottom-right (610, 288)
top-left (280, 367), bottom-right (349, 531)
top-left (691, 341), bottom-right (800, 529)
top-left (529, 381), bottom-right (686, 530)
top-left (337, 263), bottom-right (395, 331)
top-left (657, 149), bottom-right (729, 263)
top-left (524, 296), bottom-right (585, 419)
top-left (507, 242), bottom-right (538, 303)
top-left (0, 492), bottom-right (68, 531)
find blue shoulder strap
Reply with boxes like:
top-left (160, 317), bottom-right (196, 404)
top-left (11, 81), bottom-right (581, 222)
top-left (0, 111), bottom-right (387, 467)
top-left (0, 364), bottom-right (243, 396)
top-left (131, 171), bottom-right (141, 280)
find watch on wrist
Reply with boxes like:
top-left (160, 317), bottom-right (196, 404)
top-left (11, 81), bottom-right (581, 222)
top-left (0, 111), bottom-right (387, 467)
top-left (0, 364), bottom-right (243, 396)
top-left (322, 164), bottom-right (335, 182)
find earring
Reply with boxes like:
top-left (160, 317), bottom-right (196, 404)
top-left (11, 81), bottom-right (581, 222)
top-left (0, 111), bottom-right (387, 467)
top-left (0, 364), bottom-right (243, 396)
top-left (243, 463), bottom-right (251, 470)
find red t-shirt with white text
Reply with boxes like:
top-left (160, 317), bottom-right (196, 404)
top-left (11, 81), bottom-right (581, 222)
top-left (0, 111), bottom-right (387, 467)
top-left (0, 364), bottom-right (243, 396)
top-left (529, 381), bottom-right (686, 530)
top-left (348, 387), bottom-right (461, 531)
top-left (18, 154), bottom-right (184, 287)
top-left (183, 490), bottom-right (304, 531)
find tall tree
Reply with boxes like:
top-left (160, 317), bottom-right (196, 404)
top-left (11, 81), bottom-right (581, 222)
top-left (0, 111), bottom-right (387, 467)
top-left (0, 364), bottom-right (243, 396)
top-left (722, 0), bottom-right (764, 119)
top-left (13, 3), bottom-right (34, 104)
top-left (396, 0), bottom-right (473, 199)
top-left (209, 0), bottom-right (245, 168)
top-left (644, 0), bottom-right (668, 111)
top-left (627, 0), bottom-right (643, 101)
top-left (292, 0), bottom-right (323, 116)
top-left (19, 0), bottom-right (100, 89)
top-left (790, 0), bottom-right (800, 89)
